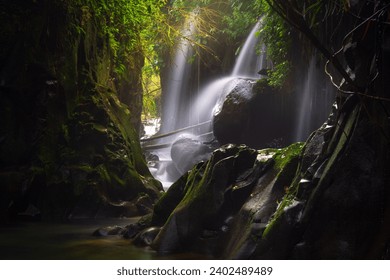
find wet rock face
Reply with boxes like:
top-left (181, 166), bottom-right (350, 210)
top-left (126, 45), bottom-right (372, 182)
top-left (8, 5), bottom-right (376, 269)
top-left (152, 144), bottom-right (261, 254)
top-left (121, 143), bottom-right (303, 257)
top-left (213, 79), bottom-right (254, 145)
top-left (290, 103), bottom-right (389, 259)
top-left (170, 135), bottom-right (216, 175)
top-left (133, 227), bottom-right (161, 247)
top-left (213, 79), bottom-right (296, 149)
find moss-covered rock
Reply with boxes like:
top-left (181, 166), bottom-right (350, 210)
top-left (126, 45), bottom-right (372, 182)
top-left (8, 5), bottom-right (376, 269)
top-left (0, 1), bottom-right (162, 222)
top-left (124, 143), bottom-right (303, 256)
top-left (252, 95), bottom-right (390, 259)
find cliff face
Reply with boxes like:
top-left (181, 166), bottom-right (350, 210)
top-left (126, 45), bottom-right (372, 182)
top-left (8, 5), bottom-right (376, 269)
top-left (0, 0), bottom-right (162, 222)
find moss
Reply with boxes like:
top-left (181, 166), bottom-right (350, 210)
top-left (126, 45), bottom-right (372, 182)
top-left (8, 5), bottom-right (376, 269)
top-left (151, 172), bottom-right (190, 226)
top-left (262, 107), bottom-right (358, 238)
top-left (257, 142), bottom-right (303, 173)
top-left (0, 1), bottom-right (163, 220)
top-left (273, 142), bottom-right (305, 171)
top-left (260, 142), bottom-right (305, 238)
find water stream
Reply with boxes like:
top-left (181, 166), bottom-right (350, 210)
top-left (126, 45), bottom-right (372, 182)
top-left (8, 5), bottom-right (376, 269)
top-left (0, 220), bottom-right (209, 259)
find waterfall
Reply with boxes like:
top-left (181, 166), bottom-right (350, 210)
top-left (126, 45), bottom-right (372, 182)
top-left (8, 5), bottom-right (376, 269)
top-left (160, 17), bottom-right (196, 133)
top-left (189, 21), bottom-right (265, 129)
top-left (145, 20), bottom-right (266, 190)
top-left (232, 21), bottom-right (265, 78)
top-left (145, 20), bottom-right (336, 189)
top-left (295, 57), bottom-right (335, 141)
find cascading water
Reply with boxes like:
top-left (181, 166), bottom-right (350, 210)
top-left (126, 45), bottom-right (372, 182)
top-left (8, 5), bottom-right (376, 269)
top-left (143, 14), bottom-right (198, 190)
top-left (160, 17), bottom-right (196, 134)
top-left (190, 20), bottom-right (266, 129)
top-left (232, 21), bottom-right (266, 78)
top-left (144, 20), bottom-right (266, 189)
top-left (294, 57), bottom-right (335, 141)
top-left (144, 18), bottom-right (337, 189)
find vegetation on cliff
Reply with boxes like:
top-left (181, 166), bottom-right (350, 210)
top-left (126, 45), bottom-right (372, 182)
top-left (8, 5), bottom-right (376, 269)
top-left (0, 0), bottom-right (167, 221)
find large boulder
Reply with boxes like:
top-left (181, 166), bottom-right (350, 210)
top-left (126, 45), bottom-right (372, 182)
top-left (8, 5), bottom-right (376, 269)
top-left (213, 79), bottom-right (296, 149)
top-left (170, 134), bottom-right (216, 174)
top-left (213, 79), bottom-right (254, 145)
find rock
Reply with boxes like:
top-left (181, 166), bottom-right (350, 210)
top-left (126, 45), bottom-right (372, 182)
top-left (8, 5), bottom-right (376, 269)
top-left (213, 79), bottom-right (296, 149)
top-left (122, 224), bottom-right (143, 239)
top-left (147, 143), bottom-right (304, 257)
top-left (213, 79), bottom-right (254, 145)
top-left (151, 173), bottom-right (189, 226)
top-left (135, 194), bottom-right (154, 215)
top-left (112, 143), bottom-right (302, 257)
top-left (0, 1), bottom-right (163, 221)
top-left (151, 144), bottom-right (260, 254)
top-left (122, 214), bottom-right (153, 239)
top-left (133, 227), bottom-right (161, 246)
top-left (170, 134), bottom-right (215, 175)
top-left (93, 226), bottom-right (125, 237)
top-left (222, 143), bottom-right (303, 259)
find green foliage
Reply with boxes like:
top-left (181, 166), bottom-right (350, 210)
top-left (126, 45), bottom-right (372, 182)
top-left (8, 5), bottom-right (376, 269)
top-left (142, 65), bottom-right (161, 119)
top-left (222, 0), bottom-right (259, 40)
top-left (219, 0), bottom-right (291, 88)
top-left (76, 0), bottom-right (167, 79)
top-left (280, 0), bottom-right (349, 28)
top-left (140, 0), bottom-right (221, 120)
top-left (256, 1), bottom-right (291, 88)
top-left (261, 142), bottom-right (305, 238)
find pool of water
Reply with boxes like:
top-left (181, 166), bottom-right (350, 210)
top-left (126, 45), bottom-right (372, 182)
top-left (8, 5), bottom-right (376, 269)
top-left (0, 219), bottom-right (208, 260)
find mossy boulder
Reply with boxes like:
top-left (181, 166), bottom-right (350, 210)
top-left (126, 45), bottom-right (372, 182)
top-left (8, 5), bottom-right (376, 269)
top-left (125, 143), bottom-right (303, 256)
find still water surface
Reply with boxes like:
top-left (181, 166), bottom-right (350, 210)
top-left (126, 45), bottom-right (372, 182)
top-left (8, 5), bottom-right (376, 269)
top-left (0, 219), bottom-right (207, 260)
